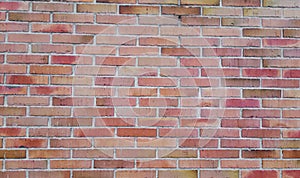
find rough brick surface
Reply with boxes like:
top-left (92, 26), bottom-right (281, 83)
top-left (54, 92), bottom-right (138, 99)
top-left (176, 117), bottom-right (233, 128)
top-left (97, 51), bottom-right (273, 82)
top-left (0, 0), bottom-right (299, 177)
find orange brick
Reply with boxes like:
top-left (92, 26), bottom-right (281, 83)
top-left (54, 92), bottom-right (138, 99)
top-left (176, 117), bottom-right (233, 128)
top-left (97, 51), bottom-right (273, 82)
top-left (162, 48), bottom-right (200, 56)
top-left (9, 12), bottom-right (49, 22)
top-left (73, 108), bottom-right (114, 117)
top-left (76, 45), bottom-right (116, 55)
top-left (243, 28), bottom-right (281, 37)
top-left (263, 140), bottom-right (300, 148)
top-left (95, 77), bottom-right (134, 86)
top-left (203, 48), bottom-right (241, 56)
top-left (262, 79), bottom-right (299, 88)
top-left (139, 78), bottom-right (177, 86)
top-left (51, 118), bottom-right (92, 127)
top-left (95, 138), bottom-right (134, 147)
top-left (7, 117), bottom-right (48, 126)
top-left (96, 97), bottom-right (136, 106)
top-left (138, 16), bottom-right (178, 25)
top-left (243, 89), bottom-right (281, 98)
top-left (282, 170), bottom-right (300, 178)
top-left (283, 150), bottom-right (300, 158)
top-left (0, 107), bottom-right (26, 116)
top-left (221, 139), bottom-right (260, 148)
top-left (161, 26), bottom-right (200, 36)
top-left (118, 128), bottom-right (156, 137)
top-left (180, 138), bottom-right (218, 148)
top-left (97, 0), bottom-right (136, 3)
top-left (162, 7), bottom-right (200, 15)
top-left (0, 44), bottom-right (28, 53)
top-left (263, 160), bottom-right (299, 168)
top-left (97, 36), bottom-right (135, 45)
top-left (0, 64), bottom-right (26, 74)
top-left (96, 15), bottom-right (136, 24)
top-left (159, 149), bottom-right (197, 158)
top-left (263, 39), bottom-right (300, 48)
top-left (0, 150), bottom-right (26, 159)
top-left (51, 76), bottom-right (93, 85)
top-left (283, 129), bottom-right (300, 138)
top-left (284, 29), bottom-right (300, 38)
top-left (179, 160), bottom-right (218, 168)
top-left (201, 150), bottom-right (239, 158)
top-left (119, 6), bottom-right (159, 15)
top-left (8, 34), bottom-right (50, 43)
top-left (203, 7), bottom-right (242, 16)
top-left (160, 88), bottom-right (198, 97)
top-left (222, 38), bottom-right (260, 47)
top-left (242, 150), bottom-right (280, 158)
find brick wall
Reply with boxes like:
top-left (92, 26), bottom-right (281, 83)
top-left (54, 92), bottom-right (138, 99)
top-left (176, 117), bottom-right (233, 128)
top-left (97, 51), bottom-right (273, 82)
top-left (0, 0), bottom-right (299, 177)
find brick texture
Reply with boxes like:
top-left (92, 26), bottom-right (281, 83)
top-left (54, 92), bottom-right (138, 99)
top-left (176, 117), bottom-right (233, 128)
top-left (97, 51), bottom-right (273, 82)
top-left (0, 0), bottom-right (299, 177)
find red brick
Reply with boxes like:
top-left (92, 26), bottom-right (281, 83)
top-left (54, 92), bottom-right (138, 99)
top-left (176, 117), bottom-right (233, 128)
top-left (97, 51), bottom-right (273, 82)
top-left (242, 129), bottom-right (280, 138)
top-left (161, 26), bottom-right (200, 36)
top-left (95, 77), bottom-right (134, 86)
top-left (95, 138), bottom-right (135, 147)
top-left (181, 58), bottom-right (219, 67)
top-left (95, 160), bottom-right (134, 168)
top-left (182, 17), bottom-right (219, 26)
top-left (179, 160), bottom-right (218, 168)
top-left (263, 39), bottom-right (300, 48)
top-left (162, 7), bottom-right (200, 15)
top-left (51, 118), bottom-right (92, 127)
top-left (97, 36), bottom-right (135, 45)
top-left (263, 140), bottom-right (300, 148)
top-left (203, 27), bottom-right (240, 36)
top-left (224, 78), bottom-right (260, 87)
top-left (138, 16), bottom-right (178, 25)
top-left (0, 86), bottom-right (27, 95)
top-left (95, 117), bottom-right (135, 127)
top-left (222, 119), bottom-right (260, 128)
top-left (222, 38), bottom-right (260, 47)
top-left (282, 170), bottom-right (300, 178)
top-left (77, 4), bottom-right (117, 13)
top-left (0, 44), bottom-right (27, 53)
top-left (7, 117), bottom-right (48, 126)
top-left (31, 87), bottom-right (71, 96)
top-left (53, 14), bottom-right (93, 23)
top-left (30, 107), bottom-right (71, 116)
top-left (203, 48), bottom-right (241, 57)
top-left (32, 44), bottom-right (73, 54)
top-left (159, 128), bottom-right (198, 137)
top-left (201, 150), bottom-right (239, 158)
top-left (226, 99), bottom-right (259, 108)
top-left (30, 171), bottom-right (70, 178)
top-left (74, 66), bottom-right (115, 76)
top-left (7, 55), bottom-right (48, 64)
top-left (243, 109), bottom-right (280, 118)
top-left (97, 0), bottom-right (136, 3)
top-left (263, 119), bottom-right (299, 128)
top-left (74, 128), bottom-right (114, 137)
top-left (284, 49), bottom-right (300, 58)
top-left (120, 6), bottom-right (159, 15)
top-left (29, 150), bottom-right (70, 159)
top-left (116, 149), bottom-right (156, 158)
top-left (139, 0), bottom-right (177, 4)
top-left (180, 139), bottom-right (218, 148)
top-left (6, 160), bottom-right (47, 169)
top-left (77, 24), bottom-right (116, 34)
top-left (243, 69), bottom-right (280, 77)
top-left (30, 65), bottom-right (72, 75)
top-left (96, 15), bottom-right (136, 24)
top-left (221, 160), bottom-right (260, 168)
top-left (223, 0), bottom-right (261, 7)
top-left (73, 149), bottom-right (113, 158)
top-left (0, 2), bottom-right (29, 10)
top-left (242, 170), bottom-right (279, 178)
top-left (51, 160), bottom-right (91, 169)
top-left (222, 18), bottom-right (260, 26)
top-left (283, 110), bottom-right (300, 118)
top-left (181, 0), bottom-right (220, 5)
top-left (0, 22), bottom-right (29, 32)
top-left (32, 23), bottom-right (72, 33)
top-left (8, 34), bottom-right (50, 43)
top-left (263, 160), bottom-right (299, 168)
top-left (73, 108), bottom-right (114, 117)
top-left (33, 2), bottom-right (73, 12)
top-left (6, 138), bottom-right (47, 148)
top-left (29, 128), bottom-right (71, 137)
top-left (159, 149), bottom-right (197, 158)
top-left (221, 139), bottom-right (260, 148)
top-left (262, 79), bottom-right (299, 88)
top-left (283, 130), bottom-right (300, 138)
top-left (50, 139), bottom-right (91, 148)
top-left (74, 87), bottom-right (114, 96)
top-left (53, 34), bottom-right (93, 44)
top-left (244, 49), bottom-right (281, 57)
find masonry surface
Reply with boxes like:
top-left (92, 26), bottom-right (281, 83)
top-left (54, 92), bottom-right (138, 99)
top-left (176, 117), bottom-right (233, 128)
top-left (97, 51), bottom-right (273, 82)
top-left (0, 0), bottom-right (299, 177)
